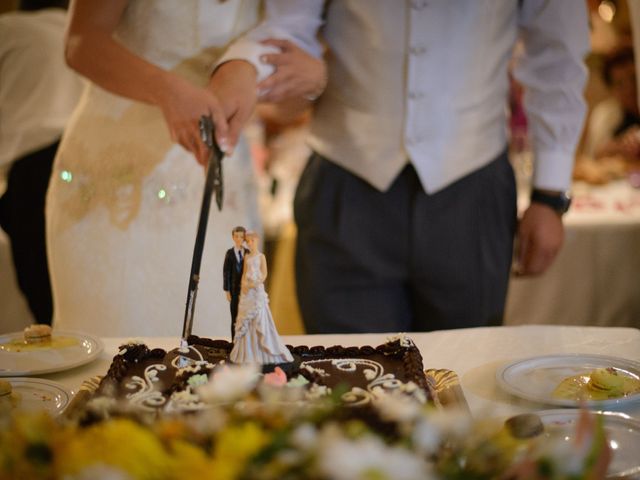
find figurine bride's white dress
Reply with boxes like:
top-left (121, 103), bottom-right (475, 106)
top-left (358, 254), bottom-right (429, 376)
top-left (46, 0), bottom-right (261, 337)
top-left (230, 254), bottom-right (293, 364)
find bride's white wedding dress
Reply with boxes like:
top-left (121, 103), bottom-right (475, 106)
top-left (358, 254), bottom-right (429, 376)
top-left (46, 0), bottom-right (261, 337)
top-left (230, 254), bottom-right (293, 364)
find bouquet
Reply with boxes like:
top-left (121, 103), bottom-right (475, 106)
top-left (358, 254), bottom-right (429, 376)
top-left (0, 365), bottom-right (610, 480)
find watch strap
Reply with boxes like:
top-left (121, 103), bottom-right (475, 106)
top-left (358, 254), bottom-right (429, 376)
top-left (530, 189), bottom-right (572, 214)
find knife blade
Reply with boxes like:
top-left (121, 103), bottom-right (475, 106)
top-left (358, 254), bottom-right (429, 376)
top-left (180, 115), bottom-right (225, 347)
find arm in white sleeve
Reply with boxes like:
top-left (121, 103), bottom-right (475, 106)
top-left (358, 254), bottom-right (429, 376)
top-left (217, 0), bottom-right (325, 82)
top-left (514, 0), bottom-right (589, 191)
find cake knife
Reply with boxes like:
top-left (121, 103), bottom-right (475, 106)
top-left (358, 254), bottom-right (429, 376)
top-left (180, 115), bottom-right (224, 348)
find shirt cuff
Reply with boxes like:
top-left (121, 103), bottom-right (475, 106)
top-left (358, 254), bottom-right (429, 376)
top-left (213, 39), bottom-right (279, 83)
top-left (532, 150), bottom-right (575, 192)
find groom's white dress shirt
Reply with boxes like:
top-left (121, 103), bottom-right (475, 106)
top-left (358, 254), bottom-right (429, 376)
top-left (220, 0), bottom-right (589, 193)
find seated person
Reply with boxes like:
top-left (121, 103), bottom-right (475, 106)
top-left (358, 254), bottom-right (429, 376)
top-left (585, 47), bottom-right (640, 160)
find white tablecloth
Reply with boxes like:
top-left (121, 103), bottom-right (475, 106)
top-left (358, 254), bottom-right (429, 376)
top-left (506, 181), bottom-right (640, 328)
top-left (45, 325), bottom-right (640, 420)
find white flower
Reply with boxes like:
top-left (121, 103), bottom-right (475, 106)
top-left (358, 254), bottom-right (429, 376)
top-left (291, 423), bottom-right (318, 451)
top-left (427, 409), bottom-right (473, 441)
top-left (316, 424), bottom-right (432, 480)
top-left (373, 390), bottom-right (422, 423)
top-left (412, 418), bottom-right (442, 455)
top-left (183, 408), bottom-right (227, 435)
top-left (196, 364), bottom-right (259, 403)
top-left (68, 464), bottom-right (133, 480)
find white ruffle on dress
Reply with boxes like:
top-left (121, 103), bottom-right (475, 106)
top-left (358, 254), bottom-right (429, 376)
top-left (46, 0), bottom-right (261, 337)
top-left (230, 254), bottom-right (293, 364)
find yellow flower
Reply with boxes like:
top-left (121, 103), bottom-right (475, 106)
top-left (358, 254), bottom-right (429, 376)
top-left (155, 419), bottom-right (190, 444)
top-left (0, 412), bottom-right (57, 480)
top-left (210, 422), bottom-right (270, 480)
top-left (165, 440), bottom-right (218, 479)
top-left (57, 419), bottom-right (169, 480)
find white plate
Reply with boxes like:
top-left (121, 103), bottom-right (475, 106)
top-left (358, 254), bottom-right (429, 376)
top-left (3, 377), bottom-right (72, 416)
top-left (538, 409), bottom-right (640, 478)
top-left (0, 330), bottom-right (103, 376)
top-left (496, 354), bottom-right (640, 408)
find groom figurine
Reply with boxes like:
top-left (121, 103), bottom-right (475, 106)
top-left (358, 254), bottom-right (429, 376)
top-left (223, 226), bottom-right (248, 339)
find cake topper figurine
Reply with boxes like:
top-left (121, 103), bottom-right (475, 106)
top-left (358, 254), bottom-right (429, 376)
top-left (230, 231), bottom-right (293, 366)
top-left (223, 226), bottom-right (248, 339)
top-left (180, 115), bottom-right (225, 354)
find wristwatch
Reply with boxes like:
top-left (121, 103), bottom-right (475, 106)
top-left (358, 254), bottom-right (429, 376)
top-left (530, 189), bottom-right (572, 215)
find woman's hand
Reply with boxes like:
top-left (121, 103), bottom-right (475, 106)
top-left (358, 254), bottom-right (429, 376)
top-left (158, 75), bottom-right (229, 166)
top-left (65, 0), bottom-right (229, 167)
top-left (256, 39), bottom-right (326, 103)
top-left (208, 60), bottom-right (258, 156)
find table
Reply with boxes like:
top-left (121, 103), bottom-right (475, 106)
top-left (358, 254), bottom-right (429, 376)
top-left (46, 325), bottom-right (640, 420)
top-left (505, 180), bottom-right (640, 328)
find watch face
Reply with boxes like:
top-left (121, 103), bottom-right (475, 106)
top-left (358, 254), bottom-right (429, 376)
top-left (531, 190), bottom-right (571, 214)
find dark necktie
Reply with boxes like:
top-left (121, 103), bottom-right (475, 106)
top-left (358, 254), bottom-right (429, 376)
top-left (236, 250), bottom-right (243, 272)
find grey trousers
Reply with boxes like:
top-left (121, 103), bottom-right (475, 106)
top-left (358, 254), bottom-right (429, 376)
top-left (293, 150), bottom-right (517, 334)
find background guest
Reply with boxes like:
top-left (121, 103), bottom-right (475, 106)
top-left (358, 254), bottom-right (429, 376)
top-left (585, 46), bottom-right (640, 160)
top-left (0, 0), bottom-right (83, 326)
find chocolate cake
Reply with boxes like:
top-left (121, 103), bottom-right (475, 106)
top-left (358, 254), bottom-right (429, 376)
top-left (89, 334), bottom-right (430, 415)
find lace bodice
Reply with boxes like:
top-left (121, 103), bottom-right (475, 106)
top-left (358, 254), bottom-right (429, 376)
top-left (116, 0), bottom-right (259, 69)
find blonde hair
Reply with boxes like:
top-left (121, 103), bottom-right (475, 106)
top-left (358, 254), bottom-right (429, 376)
top-left (245, 231), bottom-right (260, 241)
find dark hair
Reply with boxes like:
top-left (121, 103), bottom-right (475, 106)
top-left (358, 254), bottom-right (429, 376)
top-left (231, 226), bottom-right (246, 235)
top-left (602, 47), bottom-right (635, 87)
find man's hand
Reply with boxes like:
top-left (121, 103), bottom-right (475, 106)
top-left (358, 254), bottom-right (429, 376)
top-left (257, 39), bottom-right (326, 103)
top-left (515, 203), bottom-right (565, 276)
top-left (225, 291), bottom-right (231, 302)
top-left (208, 60), bottom-right (258, 155)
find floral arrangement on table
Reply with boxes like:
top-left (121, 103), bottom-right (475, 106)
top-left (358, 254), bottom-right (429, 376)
top-left (0, 365), bottom-right (609, 480)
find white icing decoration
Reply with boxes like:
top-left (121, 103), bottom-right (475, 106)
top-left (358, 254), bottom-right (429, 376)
top-left (176, 360), bottom-right (213, 376)
top-left (386, 333), bottom-right (414, 348)
top-left (302, 364), bottom-right (328, 377)
top-left (301, 358), bottom-right (419, 406)
top-left (171, 345), bottom-right (205, 369)
top-left (305, 383), bottom-right (331, 400)
top-left (125, 364), bottom-right (168, 411)
top-left (117, 348), bottom-right (127, 356)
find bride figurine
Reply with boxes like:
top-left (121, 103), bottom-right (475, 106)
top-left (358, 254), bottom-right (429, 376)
top-left (230, 231), bottom-right (293, 365)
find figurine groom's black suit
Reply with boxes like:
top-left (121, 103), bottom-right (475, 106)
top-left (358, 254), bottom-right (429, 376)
top-left (223, 244), bottom-right (249, 339)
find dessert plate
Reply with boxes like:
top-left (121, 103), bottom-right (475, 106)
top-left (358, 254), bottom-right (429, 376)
top-left (496, 354), bottom-right (640, 408)
top-left (538, 409), bottom-right (640, 479)
top-left (3, 377), bottom-right (72, 416)
top-left (0, 330), bottom-right (103, 376)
